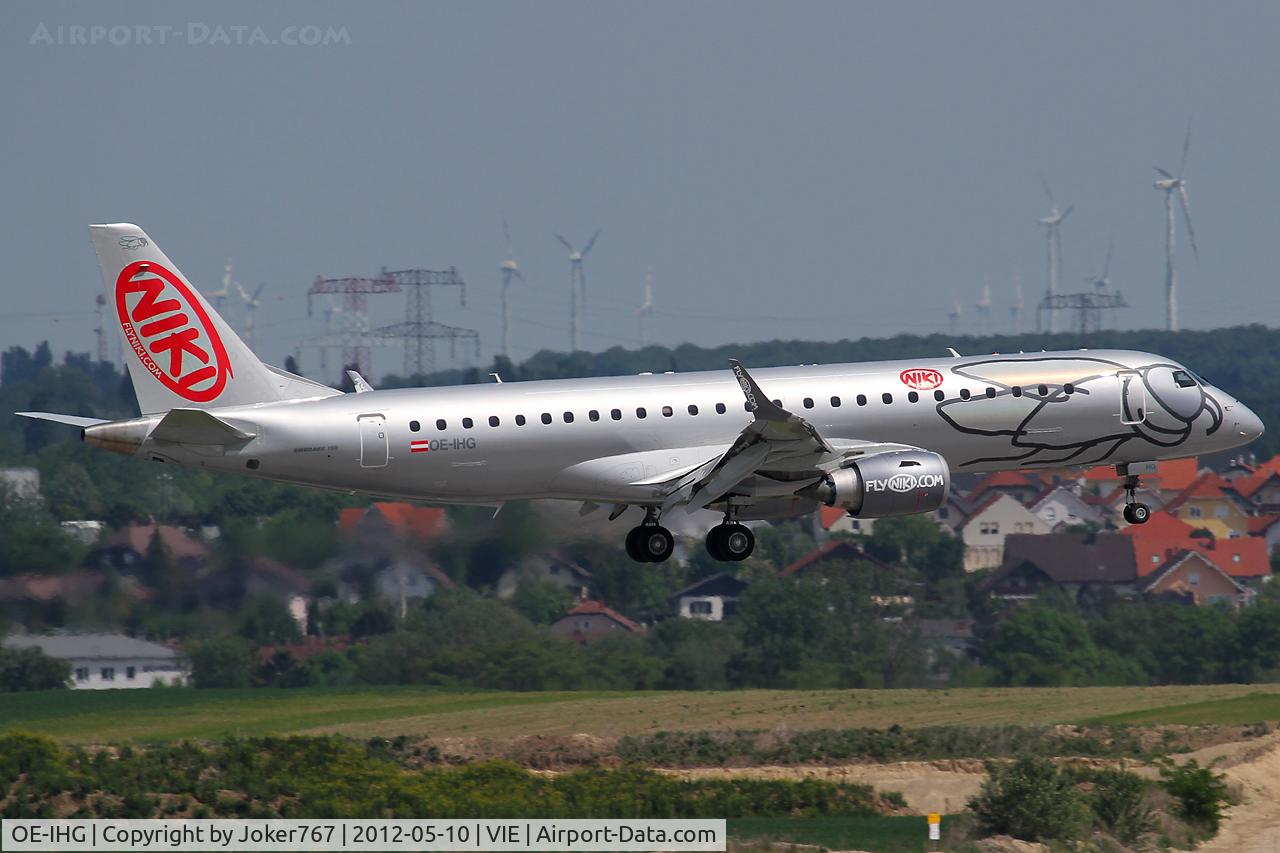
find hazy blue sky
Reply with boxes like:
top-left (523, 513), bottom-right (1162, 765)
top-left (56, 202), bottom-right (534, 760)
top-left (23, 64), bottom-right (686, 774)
top-left (3, 1), bottom-right (1278, 377)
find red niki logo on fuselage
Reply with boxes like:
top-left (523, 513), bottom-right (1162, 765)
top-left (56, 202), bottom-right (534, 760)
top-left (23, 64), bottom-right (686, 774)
top-left (115, 260), bottom-right (232, 403)
top-left (899, 368), bottom-right (943, 391)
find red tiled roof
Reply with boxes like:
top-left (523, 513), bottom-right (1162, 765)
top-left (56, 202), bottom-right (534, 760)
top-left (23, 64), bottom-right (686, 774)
top-left (1122, 511), bottom-right (1270, 578)
top-left (258, 635), bottom-right (356, 664)
top-left (338, 503), bottom-right (448, 540)
top-left (780, 539), bottom-right (891, 576)
top-left (1164, 472), bottom-right (1235, 513)
top-left (1233, 457), bottom-right (1280, 499)
top-left (561, 600), bottom-right (641, 632)
top-left (1192, 536), bottom-right (1271, 578)
top-left (1082, 457), bottom-right (1200, 492)
top-left (819, 506), bottom-right (848, 530)
top-left (968, 471), bottom-right (1038, 501)
top-left (1246, 515), bottom-right (1280, 535)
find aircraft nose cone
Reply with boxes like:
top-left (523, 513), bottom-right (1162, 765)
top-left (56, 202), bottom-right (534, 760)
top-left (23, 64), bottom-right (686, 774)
top-left (1237, 405), bottom-right (1265, 441)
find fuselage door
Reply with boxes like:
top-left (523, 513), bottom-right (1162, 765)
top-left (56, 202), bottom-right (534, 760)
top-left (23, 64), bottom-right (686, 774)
top-left (1117, 370), bottom-right (1146, 425)
top-left (357, 414), bottom-right (389, 468)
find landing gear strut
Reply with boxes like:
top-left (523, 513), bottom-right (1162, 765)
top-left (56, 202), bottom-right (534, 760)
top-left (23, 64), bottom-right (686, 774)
top-left (625, 507), bottom-right (674, 563)
top-left (705, 504), bottom-right (755, 562)
top-left (1121, 472), bottom-right (1151, 525)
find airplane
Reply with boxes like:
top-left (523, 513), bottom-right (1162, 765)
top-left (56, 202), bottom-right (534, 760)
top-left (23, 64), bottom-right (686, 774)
top-left (18, 224), bottom-right (1265, 563)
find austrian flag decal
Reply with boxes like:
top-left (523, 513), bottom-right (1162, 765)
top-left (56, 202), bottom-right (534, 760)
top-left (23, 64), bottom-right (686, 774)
top-left (410, 439), bottom-right (430, 454)
top-left (116, 260), bottom-right (232, 403)
top-left (900, 368), bottom-right (944, 391)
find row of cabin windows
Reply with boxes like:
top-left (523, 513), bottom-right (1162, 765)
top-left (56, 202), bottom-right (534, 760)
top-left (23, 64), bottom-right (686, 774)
top-left (404, 383), bottom-right (1077, 432)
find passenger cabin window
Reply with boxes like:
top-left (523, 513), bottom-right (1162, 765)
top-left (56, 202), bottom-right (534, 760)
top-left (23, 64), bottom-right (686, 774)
top-left (882, 393), bottom-right (893, 404)
top-left (436, 419), bottom-right (447, 430)
top-left (541, 413), bottom-right (552, 424)
top-left (409, 420), bottom-right (420, 432)
top-left (908, 391), bottom-right (919, 403)
top-left (563, 412), bottom-right (575, 423)
top-left (488, 416), bottom-right (500, 427)
top-left (986, 387), bottom-right (996, 398)
top-left (830, 396), bottom-right (841, 407)
top-left (611, 408), bottom-right (622, 420)
top-left (1012, 386), bottom-right (1023, 397)
top-left (1038, 384), bottom-right (1048, 397)
top-left (688, 404), bottom-right (699, 415)
top-left (462, 417), bottom-right (474, 429)
top-left (662, 405), bottom-right (674, 417)
top-left (715, 403), bottom-right (726, 414)
top-left (772, 399), bottom-right (782, 407)
top-left (1063, 383), bottom-right (1074, 395)
top-left (934, 389), bottom-right (945, 401)
top-left (636, 407), bottom-right (648, 419)
top-left (589, 410), bottom-right (600, 422)
top-left (803, 397), bottom-right (814, 409)
top-left (857, 394), bottom-right (867, 406)
top-left (1173, 370), bottom-right (1196, 388)
top-left (960, 388), bottom-right (971, 400)
top-left (516, 415), bottom-right (527, 426)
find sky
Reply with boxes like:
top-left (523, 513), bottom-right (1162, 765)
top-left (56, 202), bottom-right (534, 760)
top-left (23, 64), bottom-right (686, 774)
top-left (2, 1), bottom-right (1278, 379)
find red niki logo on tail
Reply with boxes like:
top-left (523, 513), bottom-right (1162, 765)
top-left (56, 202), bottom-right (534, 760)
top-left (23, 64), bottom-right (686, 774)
top-left (115, 260), bottom-right (232, 403)
top-left (899, 368), bottom-right (944, 391)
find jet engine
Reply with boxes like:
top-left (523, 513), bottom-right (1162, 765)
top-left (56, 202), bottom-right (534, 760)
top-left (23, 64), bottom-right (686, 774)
top-left (801, 449), bottom-right (950, 517)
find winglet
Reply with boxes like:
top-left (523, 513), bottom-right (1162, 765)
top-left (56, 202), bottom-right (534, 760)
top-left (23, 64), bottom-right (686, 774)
top-left (728, 359), bottom-right (788, 422)
top-left (947, 347), bottom-right (962, 358)
top-left (347, 370), bottom-right (374, 393)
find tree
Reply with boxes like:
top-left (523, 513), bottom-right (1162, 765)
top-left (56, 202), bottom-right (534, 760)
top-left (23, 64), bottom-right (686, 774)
top-left (969, 756), bottom-right (1091, 842)
top-left (0, 646), bottom-right (71, 692)
top-left (511, 578), bottom-right (574, 625)
top-left (865, 515), bottom-right (963, 582)
top-left (733, 576), bottom-right (830, 683)
top-left (189, 637), bottom-right (256, 687)
top-left (985, 602), bottom-right (1100, 686)
top-left (237, 595), bottom-right (303, 645)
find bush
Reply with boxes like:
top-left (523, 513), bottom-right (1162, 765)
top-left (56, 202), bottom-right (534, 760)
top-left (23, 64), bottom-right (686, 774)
top-left (1081, 767), bottom-right (1156, 844)
top-left (1158, 758), bottom-right (1230, 832)
top-left (968, 756), bottom-right (1091, 843)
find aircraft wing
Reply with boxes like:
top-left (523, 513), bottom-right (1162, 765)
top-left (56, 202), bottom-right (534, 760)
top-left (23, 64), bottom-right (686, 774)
top-left (660, 360), bottom-right (891, 513)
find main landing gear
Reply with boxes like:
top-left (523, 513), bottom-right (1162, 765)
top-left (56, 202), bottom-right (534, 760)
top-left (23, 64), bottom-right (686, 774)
top-left (626, 507), bottom-right (675, 563)
top-left (1121, 472), bottom-right (1151, 525)
top-left (705, 505), bottom-right (755, 562)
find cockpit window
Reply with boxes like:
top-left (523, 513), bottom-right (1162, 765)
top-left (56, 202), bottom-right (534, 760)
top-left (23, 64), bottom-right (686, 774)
top-left (1173, 370), bottom-right (1197, 388)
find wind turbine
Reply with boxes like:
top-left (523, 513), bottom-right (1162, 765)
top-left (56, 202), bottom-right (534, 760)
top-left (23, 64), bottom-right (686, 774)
top-left (554, 229), bottom-right (600, 352)
top-left (638, 270), bottom-right (654, 346)
top-left (499, 219), bottom-right (523, 359)
top-left (975, 277), bottom-right (992, 335)
top-left (235, 281), bottom-right (267, 353)
top-left (947, 295), bottom-right (962, 336)
top-left (1010, 270), bottom-right (1024, 334)
top-left (1154, 123), bottom-right (1199, 331)
top-left (207, 258), bottom-right (234, 314)
top-left (1086, 238), bottom-right (1115, 292)
top-left (1039, 179), bottom-right (1073, 333)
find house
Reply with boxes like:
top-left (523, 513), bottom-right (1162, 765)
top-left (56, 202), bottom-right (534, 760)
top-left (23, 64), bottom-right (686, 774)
top-left (0, 571), bottom-right (149, 610)
top-left (814, 505), bottom-right (876, 538)
top-left (1081, 457), bottom-right (1200, 502)
top-left (1161, 472), bottom-right (1251, 539)
top-left (983, 533), bottom-right (1138, 602)
top-left (550, 600), bottom-right (643, 644)
top-left (1246, 515), bottom-right (1280, 553)
top-left (780, 539), bottom-right (894, 578)
top-left (965, 471), bottom-right (1045, 507)
top-left (671, 572), bottom-right (749, 621)
top-left (87, 523), bottom-right (210, 573)
top-left (917, 618), bottom-right (977, 661)
top-left (497, 552), bottom-right (592, 601)
top-left (959, 493), bottom-right (1051, 572)
top-left (1029, 485), bottom-right (1106, 531)
top-left (933, 490), bottom-right (975, 534)
top-left (1141, 551), bottom-right (1256, 609)
top-left (338, 502), bottom-right (448, 550)
top-left (373, 560), bottom-right (455, 616)
top-left (3, 633), bottom-right (188, 689)
top-left (0, 466), bottom-right (40, 501)
top-left (60, 520), bottom-right (105, 545)
top-left (1231, 457), bottom-right (1280, 514)
top-left (1120, 510), bottom-right (1271, 582)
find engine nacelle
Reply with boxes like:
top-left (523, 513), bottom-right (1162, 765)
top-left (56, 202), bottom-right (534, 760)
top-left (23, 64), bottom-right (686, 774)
top-left (803, 450), bottom-right (950, 517)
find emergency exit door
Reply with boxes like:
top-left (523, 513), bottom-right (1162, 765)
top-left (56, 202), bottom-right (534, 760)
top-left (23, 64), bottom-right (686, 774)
top-left (358, 414), bottom-right (388, 468)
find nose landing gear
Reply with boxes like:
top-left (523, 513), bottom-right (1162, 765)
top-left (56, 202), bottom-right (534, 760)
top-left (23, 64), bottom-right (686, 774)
top-left (625, 507), bottom-right (674, 563)
top-left (1121, 472), bottom-right (1151, 525)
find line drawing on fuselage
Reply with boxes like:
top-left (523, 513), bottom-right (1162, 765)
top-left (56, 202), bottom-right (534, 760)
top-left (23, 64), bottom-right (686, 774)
top-left (15, 223), bottom-right (1266, 564)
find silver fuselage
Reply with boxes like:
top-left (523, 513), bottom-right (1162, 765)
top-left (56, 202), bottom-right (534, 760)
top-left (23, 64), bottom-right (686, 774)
top-left (121, 348), bottom-right (1262, 514)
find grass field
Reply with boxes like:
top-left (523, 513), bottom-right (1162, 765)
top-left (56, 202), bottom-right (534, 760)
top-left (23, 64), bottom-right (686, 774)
top-left (5, 683), bottom-right (1280, 745)
top-left (728, 815), bottom-right (952, 852)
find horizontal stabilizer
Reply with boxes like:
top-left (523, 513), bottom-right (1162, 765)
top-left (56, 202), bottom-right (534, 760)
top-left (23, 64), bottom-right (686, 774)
top-left (150, 408), bottom-right (256, 445)
top-left (15, 411), bottom-right (108, 428)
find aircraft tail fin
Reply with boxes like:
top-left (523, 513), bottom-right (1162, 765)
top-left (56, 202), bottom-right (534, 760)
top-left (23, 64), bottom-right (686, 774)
top-left (88, 223), bottom-right (339, 414)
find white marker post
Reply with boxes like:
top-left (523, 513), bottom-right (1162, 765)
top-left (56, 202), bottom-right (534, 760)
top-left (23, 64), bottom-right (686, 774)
top-left (927, 813), bottom-right (941, 847)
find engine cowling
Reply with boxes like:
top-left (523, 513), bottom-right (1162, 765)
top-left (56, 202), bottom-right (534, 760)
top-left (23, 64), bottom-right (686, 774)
top-left (804, 449), bottom-right (950, 517)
